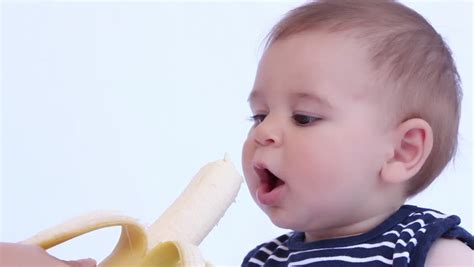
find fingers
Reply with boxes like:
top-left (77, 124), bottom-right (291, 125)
top-left (0, 242), bottom-right (97, 267)
top-left (62, 258), bottom-right (97, 267)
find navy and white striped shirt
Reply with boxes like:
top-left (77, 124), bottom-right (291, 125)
top-left (242, 205), bottom-right (474, 266)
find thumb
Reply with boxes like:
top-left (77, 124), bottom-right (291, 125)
top-left (64, 258), bottom-right (97, 267)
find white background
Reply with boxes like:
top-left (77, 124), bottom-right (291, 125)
top-left (1, 0), bottom-right (472, 265)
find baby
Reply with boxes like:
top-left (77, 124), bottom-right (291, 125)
top-left (241, 0), bottom-right (473, 266)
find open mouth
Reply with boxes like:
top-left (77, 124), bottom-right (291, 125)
top-left (255, 167), bottom-right (286, 193)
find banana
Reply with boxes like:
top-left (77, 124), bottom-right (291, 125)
top-left (21, 154), bottom-right (243, 267)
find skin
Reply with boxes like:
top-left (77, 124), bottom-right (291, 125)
top-left (242, 30), bottom-right (473, 263)
top-left (0, 242), bottom-right (96, 267)
top-left (243, 30), bottom-right (403, 241)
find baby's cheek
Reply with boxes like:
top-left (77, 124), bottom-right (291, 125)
top-left (241, 139), bottom-right (253, 167)
top-left (298, 141), bottom-right (354, 179)
top-left (241, 141), bottom-right (257, 185)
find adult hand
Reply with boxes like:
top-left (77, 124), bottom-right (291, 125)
top-left (0, 242), bottom-right (96, 267)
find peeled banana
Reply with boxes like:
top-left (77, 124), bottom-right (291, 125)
top-left (21, 154), bottom-right (243, 267)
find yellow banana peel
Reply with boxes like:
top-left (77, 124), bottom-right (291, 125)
top-left (21, 154), bottom-right (243, 267)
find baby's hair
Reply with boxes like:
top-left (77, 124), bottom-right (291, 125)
top-left (265, 0), bottom-right (462, 196)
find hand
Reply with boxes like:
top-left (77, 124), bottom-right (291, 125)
top-left (0, 242), bottom-right (96, 267)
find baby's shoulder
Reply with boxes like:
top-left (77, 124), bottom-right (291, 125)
top-left (425, 238), bottom-right (473, 266)
top-left (390, 205), bottom-right (474, 265)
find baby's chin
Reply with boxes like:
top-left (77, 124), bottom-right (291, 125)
top-left (264, 207), bottom-right (333, 235)
top-left (261, 205), bottom-right (301, 230)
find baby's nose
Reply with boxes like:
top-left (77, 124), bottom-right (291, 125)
top-left (252, 116), bottom-right (282, 147)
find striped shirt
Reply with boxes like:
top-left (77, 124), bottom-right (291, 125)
top-left (242, 205), bottom-right (474, 266)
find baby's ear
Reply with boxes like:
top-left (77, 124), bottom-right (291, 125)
top-left (380, 118), bottom-right (433, 184)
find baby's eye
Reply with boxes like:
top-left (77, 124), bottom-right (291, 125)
top-left (249, 114), bottom-right (267, 125)
top-left (292, 114), bottom-right (320, 126)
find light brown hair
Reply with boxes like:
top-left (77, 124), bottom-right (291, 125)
top-left (265, 0), bottom-right (462, 196)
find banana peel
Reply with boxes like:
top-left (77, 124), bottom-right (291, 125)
top-left (21, 154), bottom-right (243, 267)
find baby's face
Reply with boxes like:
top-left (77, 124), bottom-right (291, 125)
top-left (242, 31), bottom-right (393, 233)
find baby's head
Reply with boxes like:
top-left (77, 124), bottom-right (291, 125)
top-left (242, 0), bottom-right (461, 238)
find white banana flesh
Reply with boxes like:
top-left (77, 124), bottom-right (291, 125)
top-left (21, 154), bottom-right (243, 267)
top-left (147, 153), bottom-right (242, 248)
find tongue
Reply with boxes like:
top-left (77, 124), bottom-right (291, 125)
top-left (271, 177), bottom-right (285, 189)
top-left (265, 171), bottom-right (284, 192)
top-left (257, 177), bottom-right (285, 206)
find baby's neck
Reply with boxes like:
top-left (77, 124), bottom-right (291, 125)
top-left (304, 205), bottom-right (401, 243)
